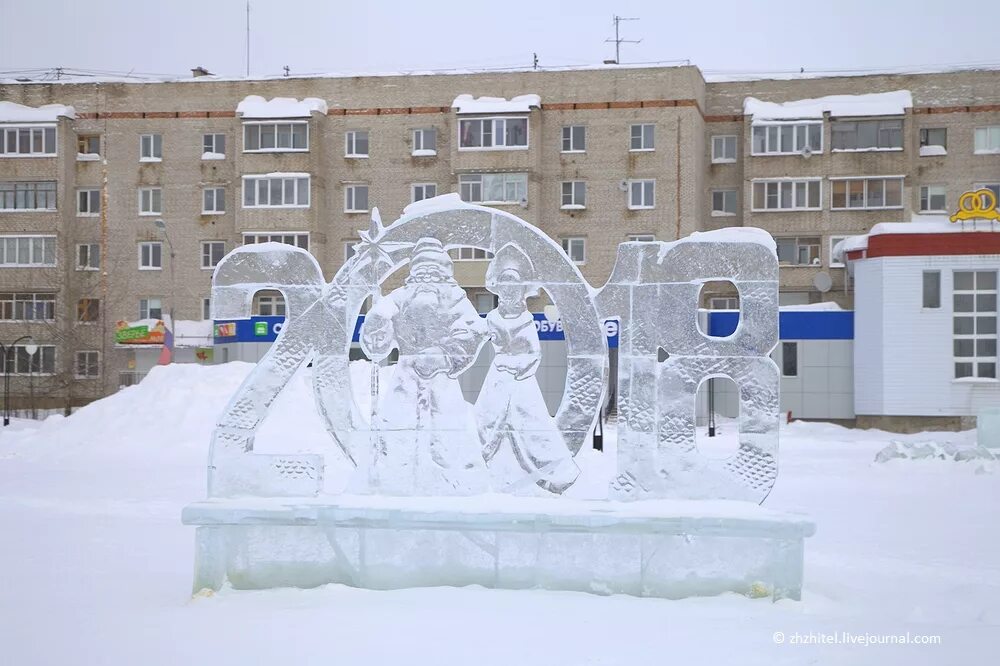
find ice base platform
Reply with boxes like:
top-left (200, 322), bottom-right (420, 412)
top-left (182, 495), bottom-right (815, 601)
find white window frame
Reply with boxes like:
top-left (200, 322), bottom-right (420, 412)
top-left (242, 175), bottom-right (310, 208)
top-left (77, 188), bottom-right (100, 216)
top-left (919, 184), bottom-right (947, 213)
top-left (242, 121), bottom-right (309, 153)
top-left (449, 247), bottom-right (492, 262)
top-left (0, 181), bottom-right (57, 211)
top-left (202, 133), bottom-right (226, 155)
top-left (0, 292), bottom-right (55, 322)
top-left (628, 179), bottom-right (655, 210)
top-left (0, 125), bottom-right (57, 157)
top-left (561, 181), bottom-right (586, 209)
top-left (412, 127), bottom-right (437, 155)
top-left (830, 176), bottom-right (904, 210)
top-left (973, 126), bottom-right (1000, 155)
top-left (0, 344), bottom-right (56, 376)
top-left (138, 187), bottom-right (162, 216)
top-left (709, 296), bottom-right (739, 310)
top-left (411, 183), bottom-right (437, 203)
top-left (953, 270), bottom-right (998, 380)
top-left (458, 117), bottom-right (529, 151)
top-left (775, 237), bottom-right (822, 266)
top-left (751, 178), bottom-right (823, 212)
top-left (202, 187), bottom-right (226, 214)
top-left (919, 127), bottom-right (947, 149)
top-left (139, 297), bottom-right (163, 320)
top-left (711, 189), bottom-right (737, 216)
top-left (829, 236), bottom-right (850, 268)
top-left (751, 121), bottom-right (823, 156)
top-left (0, 235), bottom-right (56, 267)
top-left (627, 234), bottom-right (655, 242)
top-left (76, 243), bottom-right (100, 271)
top-left (344, 184), bottom-right (370, 213)
top-left (77, 134), bottom-right (101, 156)
top-left (345, 130), bottom-right (370, 158)
top-left (831, 119), bottom-right (904, 152)
top-left (562, 125), bottom-right (586, 153)
top-left (711, 135), bottom-right (737, 163)
top-left (201, 241), bottom-right (225, 270)
top-left (74, 351), bottom-right (101, 379)
top-left (975, 183), bottom-right (1000, 210)
top-left (458, 173), bottom-right (528, 204)
top-left (253, 291), bottom-right (286, 317)
top-left (138, 241), bottom-right (163, 271)
top-left (242, 232), bottom-right (310, 251)
top-left (629, 123), bottom-right (655, 151)
top-left (139, 133), bottom-right (162, 162)
top-left (561, 237), bottom-right (586, 264)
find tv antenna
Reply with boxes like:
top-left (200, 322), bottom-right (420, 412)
top-left (605, 15), bottom-right (641, 64)
top-left (245, 1), bottom-right (251, 77)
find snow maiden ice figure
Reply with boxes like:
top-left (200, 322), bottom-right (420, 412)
top-left (475, 243), bottom-right (579, 493)
top-left (359, 237), bottom-right (490, 495)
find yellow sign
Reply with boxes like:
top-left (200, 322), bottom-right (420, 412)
top-left (950, 188), bottom-right (1000, 223)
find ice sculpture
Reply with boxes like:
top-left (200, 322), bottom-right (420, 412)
top-left (184, 196), bottom-right (813, 601)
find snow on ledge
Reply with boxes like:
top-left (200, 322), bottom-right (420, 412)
top-left (0, 101), bottom-right (76, 122)
top-left (236, 95), bottom-right (328, 118)
top-left (201, 151), bottom-right (225, 160)
top-left (744, 90), bottom-right (912, 121)
top-left (452, 94), bottom-right (540, 114)
top-left (76, 153), bottom-right (100, 161)
top-left (919, 145), bottom-right (947, 157)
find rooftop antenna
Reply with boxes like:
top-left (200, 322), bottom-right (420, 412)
top-left (605, 15), bottom-right (641, 64)
top-left (283, 65), bottom-right (290, 77)
top-left (533, 53), bottom-right (539, 70)
top-left (245, 1), bottom-right (250, 78)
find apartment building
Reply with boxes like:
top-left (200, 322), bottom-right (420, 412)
top-left (1, 64), bottom-right (998, 409)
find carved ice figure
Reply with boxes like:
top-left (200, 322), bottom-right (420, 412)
top-left (359, 237), bottom-right (490, 495)
top-left (475, 243), bottom-right (580, 493)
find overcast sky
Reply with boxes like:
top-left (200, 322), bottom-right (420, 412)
top-left (1, 0), bottom-right (996, 80)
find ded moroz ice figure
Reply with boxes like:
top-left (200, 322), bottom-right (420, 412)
top-left (476, 243), bottom-right (579, 493)
top-left (359, 237), bottom-right (490, 496)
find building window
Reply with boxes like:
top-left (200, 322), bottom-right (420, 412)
top-left (253, 291), bottom-right (286, 316)
top-left (412, 127), bottom-right (437, 155)
top-left (0, 182), bottom-right (57, 210)
top-left (76, 243), bottom-right (100, 271)
top-left (140, 133), bottom-right (162, 161)
top-left (562, 125), bottom-right (586, 152)
top-left (77, 135), bottom-right (100, 156)
top-left (628, 180), bottom-right (655, 209)
top-left (242, 232), bottom-right (309, 250)
top-left (345, 184), bottom-right (370, 212)
top-left (628, 234), bottom-right (655, 242)
top-left (710, 296), bottom-right (739, 310)
top-left (919, 128), bottom-right (947, 149)
top-left (0, 126), bottom-right (56, 156)
top-left (138, 242), bottom-right (163, 270)
top-left (411, 183), bottom-right (437, 203)
top-left (243, 122), bottom-right (308, 152)
top-left (751, 122), bottom-right (822, 155)
top-left (711, 135), bottom-right (737, 163)
top-left (77, 188), bottom-right (100, 216)
top-left (752, 179), bottom-right (822, 211)
top-left (974, 126), bottom-right (1000, 154)
top-left (242, 175), bottom-right (310, 208)
top-left (75, 351), bottom-right (100, 379)
top-left (629, 124), bottom-right (655, 151)
top-left (711, 189), bottom-right (737, 216)
top-left (782, 342), bottom-right (799, 377)
top-left (138, 187), bottom-right (162, 215)
top-left (976, 183), bottom-right (1000, 210)
top-left (344, 243), bottom-right (356, 262)
top-left (923, 271), bottom-right (941, 309)
top-left (829, 235), bottom-right (850, 268)
top-left (831, 177), bottom-right (903, 210)
top-left (776, 237), bottom-right (821, 266)
top-left (459, 117), bottom-right (528, 150)
top-left (0, 235), bottom-right (56, 267)
top-left (919, 185), bottom-right (947, 213)
top-left (561, 237), bottom-right (586, 264)
top-left (345, 130), bottom-right (369, 157)
top-left (0, 293), bottom-right (55, 321)
top-left (561, 181), bottom-right (586, 209)
top-left (831, 119), bottom-right (903, 151)
top-left (202, 133), bottom-right (226, 156)
top-left (202, 187), bottom-right (225, 214)
top-left (139, 297), bottom-right (163, 320)
top-left (77, 298), bottom-right (100, 323)
top-left (953, 270), bottom-right (997, 379)
top-left (459, 173), bottom-right (527, 204)
top-left (201, 241), bottom-right (225, 269)
top-left (0, 345), bottom-right (56, 376)
top-left (449, 247), bottom-right (492, 261)
top-left (202, 297), bottom-right (212, 320)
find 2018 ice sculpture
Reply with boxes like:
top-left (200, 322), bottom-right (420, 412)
top-left (183, 195), bottom-right (815, 600)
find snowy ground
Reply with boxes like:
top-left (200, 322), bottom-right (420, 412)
top-left (1, 362), bottom-right (998, 665)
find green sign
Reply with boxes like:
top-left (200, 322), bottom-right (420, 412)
top-left (115, 325), bottom-right (150, 343)
top-left (254, 321), bottom-right (269, 337)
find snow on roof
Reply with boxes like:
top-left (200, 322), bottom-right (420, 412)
top-left (834, 214), bottom-right (1000, 262)
top-left (780, 302), bottom-right (844, 312)
top-left (0, 101), bottom-right (76, 122)
top-left (451, 94), bottom-right (540, 114)
top-left (744, 90), bottom-right (912, 121)
top-left (236, 95), bottom-right (328, 118)
top-left (174, 320), bottom-right (214, 348)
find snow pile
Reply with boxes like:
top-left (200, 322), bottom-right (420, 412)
top-left (744, 90), bottom-right (912, 120)
top-left (236, 95), bottom-right (328, 118)
top-left (452, 94), bottom-right (540, 114)
top-left (0, 100), bottom-right (76, 122)
top-left (874, 440), bottom-right (996, 465)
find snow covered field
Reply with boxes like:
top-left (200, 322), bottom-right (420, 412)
top-left (1, 363), bottom-right (998, 665)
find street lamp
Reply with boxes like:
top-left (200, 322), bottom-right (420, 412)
top-left (1, 335), bottom-right (36, 427)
